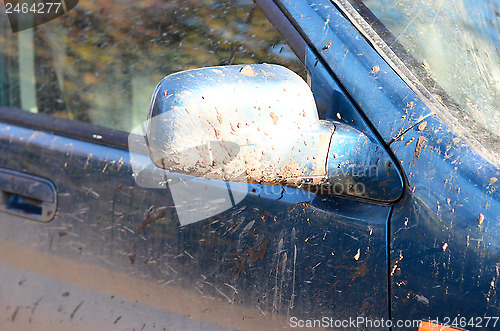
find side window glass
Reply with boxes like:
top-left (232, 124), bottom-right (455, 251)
top-left (0, 0), bottom-right (305, 132)
top-left (352, 0), bottom-right (499, 153)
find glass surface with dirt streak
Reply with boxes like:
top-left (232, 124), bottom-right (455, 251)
top-left (356, 0), bottom-right (500, 154)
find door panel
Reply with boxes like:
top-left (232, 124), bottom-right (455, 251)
top-left (0, 117), bottom-right (391, 327)
top-left (389, 115), bottom-right (500, 328)
top-left (0, 0), bottom-right (401, 328)
top-left (281, 0), bottom-right (500, 328)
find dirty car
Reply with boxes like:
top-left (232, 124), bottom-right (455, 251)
top-left (0, 0), bottom-right (498, 330)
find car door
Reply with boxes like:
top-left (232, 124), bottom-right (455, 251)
top-left (339, 0), bottom-right (500, 329)
top-left (0, 0), bottom-right (405, 330)
top-left (273, 0), bottom-right (500, 330)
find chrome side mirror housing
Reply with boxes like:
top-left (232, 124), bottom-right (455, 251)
top-left (146, 64), bottom-right (403, 202)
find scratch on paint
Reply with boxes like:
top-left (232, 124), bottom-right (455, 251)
top-left (70, 300), bottom-right (84, 320)
top-left (83, 153), bottom-right (93, 170)
top-left (289, 201), bottom-right (312, 212)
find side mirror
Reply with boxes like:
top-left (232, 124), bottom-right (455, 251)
top-left (146, 64), bottom-right (402, 202)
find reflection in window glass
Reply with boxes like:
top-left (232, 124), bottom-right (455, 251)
top-left (0, 0), bottom-right (305, 132)
top-left (357, 0), bottom-right (499, 152)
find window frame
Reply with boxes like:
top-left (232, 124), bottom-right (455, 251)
top-left (0, 0), bottom-right (308, 151)
top-left (0, 106), bottom-right (129, 149)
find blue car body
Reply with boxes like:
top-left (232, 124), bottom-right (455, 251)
top-left (0, 0), bottom-right (498, 330)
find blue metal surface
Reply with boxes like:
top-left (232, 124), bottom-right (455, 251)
top-left (0, 0), bottom-right (399, 324)
top-left (278, 0), bottom-right (500, 328)
top-left (0, 0), bottom-right (497, 328)
top-left (279, 0), bottom-right (433, 145)
top-left (0, 119), bottom-right (392, 326)
top-left (389, 115), bottom-right (500, 324)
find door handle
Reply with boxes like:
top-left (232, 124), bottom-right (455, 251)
top-left (0, 169), bottom-right (57, 222)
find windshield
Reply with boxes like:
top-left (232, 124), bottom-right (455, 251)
top-left (351, 0), bottom-right (500, 155)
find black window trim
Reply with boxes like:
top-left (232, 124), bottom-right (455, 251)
top-left (0, 106), bottom-right (129, 149)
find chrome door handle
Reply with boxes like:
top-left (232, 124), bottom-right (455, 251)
top-left (0, 169), bottom-right (57, 222)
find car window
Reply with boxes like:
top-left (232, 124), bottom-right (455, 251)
top-left (0, 0), bottom-right (306, 133)
top-left (350, 0), bottom-right (500, 155)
